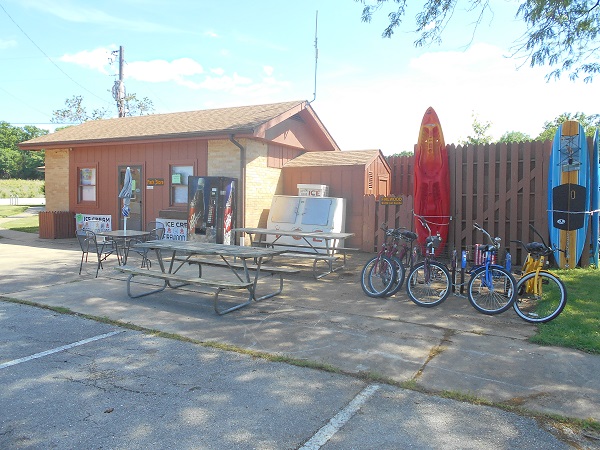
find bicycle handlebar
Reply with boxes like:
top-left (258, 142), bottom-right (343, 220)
top-left (473, 223), bottom-right (501, 249)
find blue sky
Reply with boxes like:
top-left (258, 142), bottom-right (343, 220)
top-left (0, 0), bottom-right (597, 154)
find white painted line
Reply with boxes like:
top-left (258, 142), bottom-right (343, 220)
top-left (0, 330), bottom-right (124, 369)
top-left (299, 384), bottom-right (381, 450)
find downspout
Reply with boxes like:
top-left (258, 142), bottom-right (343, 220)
top-left (229, 135), bottom-right (246, 241)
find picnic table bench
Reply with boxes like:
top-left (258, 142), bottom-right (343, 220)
top-left (115, 265), bottom-right (253, 315)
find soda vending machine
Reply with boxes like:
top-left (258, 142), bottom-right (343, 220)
top-left (187, 176), bottom-right (237, 244)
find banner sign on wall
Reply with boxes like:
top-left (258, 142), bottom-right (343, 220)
top-left (75, 214), bottom-right (112, 232)
top-left (156, 218), bottom-right (188, 241)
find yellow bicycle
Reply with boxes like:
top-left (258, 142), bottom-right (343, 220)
top-left (511, 225), bottom-right (567, 323)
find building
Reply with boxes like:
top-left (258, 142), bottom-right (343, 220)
top-left (20, 100), bottom-right (391, 248)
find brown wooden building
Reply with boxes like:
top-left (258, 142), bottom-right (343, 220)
top-left (281, 149), bottom-right (391, 249)
top-left (19, 101), bottom-right (340, 236)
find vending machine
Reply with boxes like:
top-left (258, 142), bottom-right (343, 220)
top-left (187, 176), bottom-right (237, 244)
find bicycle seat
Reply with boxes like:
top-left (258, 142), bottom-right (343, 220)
top-left (526, 242), bottom-right (547, 254)
top-left (398, 230), bottom-right (417, 241)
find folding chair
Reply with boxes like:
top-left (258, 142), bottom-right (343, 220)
top-left (76, 229), bottom-right (119, 277)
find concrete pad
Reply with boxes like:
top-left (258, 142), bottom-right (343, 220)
top-left (2, 228), bottom-right (600, 431)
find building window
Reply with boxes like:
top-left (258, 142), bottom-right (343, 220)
top-left (171, 165), bottom-right (194, 205)
top-left (78, 167), bottom-right (96, 202)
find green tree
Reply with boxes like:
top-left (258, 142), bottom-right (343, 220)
top-left (52, 94), bottom-right (155, 124)
top-left (0, 122), bottom-right (47, 179)
top-left (123, 93), bottom-right (154, 117)
top-left (536, 112), bottom-right (600, 141)
top-left (51, 95), bottom-right (109, 124)
top-left (498, 131), bottom-right (532, 143)
top-left (356, 0), bottom-right (600, 82)
top-left (459, 113), bottom-right (493, 146)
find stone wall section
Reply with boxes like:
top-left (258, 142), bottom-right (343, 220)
top-left (44, 149), bottom-right (70, 211)
top-left (207, 139), bottom-right (282, 238)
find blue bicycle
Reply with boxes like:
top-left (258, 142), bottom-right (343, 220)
top-left (407, 218), bottom-right (517, 315)
top-left (466, 223), bottom-right (517, 314)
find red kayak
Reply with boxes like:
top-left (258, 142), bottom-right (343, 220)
top-left (413, 107), bottom-right (450, 255)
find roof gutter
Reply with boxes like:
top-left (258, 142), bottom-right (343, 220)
top-left (229, 135), bottom-right (246, 234)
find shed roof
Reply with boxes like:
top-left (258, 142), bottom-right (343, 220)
top-left (283, 149), bottom-right (388, 168)
top-left (19, 100), bottom-right (339, 151)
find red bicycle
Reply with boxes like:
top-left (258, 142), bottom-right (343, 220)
top-left (361, 223), bottom-right (417, 298)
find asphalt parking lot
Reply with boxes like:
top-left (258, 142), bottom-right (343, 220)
top-left (1, 302), bottom-right (573, 449)
top-left (1, 212), bottom-right (599, 448)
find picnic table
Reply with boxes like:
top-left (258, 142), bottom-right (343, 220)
top-left (96, 229), bottom-right (151, 265)
top-left (114, 240), bottom-right (290, 315)
top-left (233, 227), bottom-right (356, 279)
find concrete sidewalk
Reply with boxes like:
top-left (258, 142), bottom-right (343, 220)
top-left (1, 213), bottom-right (599, 448)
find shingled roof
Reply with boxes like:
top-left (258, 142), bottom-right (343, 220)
top-left (20, 100), bottom-right (338, 150)
top-left (283, 149), bottom-right (388, 168)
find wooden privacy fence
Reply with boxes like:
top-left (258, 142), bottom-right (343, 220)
top-left (363, 139), bottom-right (595, 267)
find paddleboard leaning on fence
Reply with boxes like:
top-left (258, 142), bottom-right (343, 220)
top-left (546, 121), bottom-right (600, 268)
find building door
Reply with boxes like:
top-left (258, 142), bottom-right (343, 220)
top-left (118, 165), bottom-right (143, 231)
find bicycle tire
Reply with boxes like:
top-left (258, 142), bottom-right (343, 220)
top-left (406, 260), bottom-right (451, 307)
top-left (361, 255), bottom-right (395, 297)
top-left (386, 256), bottom-right (406, 296)
top-left (513, 271), bottom-right (567, 323)
top-left (467, 266), bottom-right (516, 315)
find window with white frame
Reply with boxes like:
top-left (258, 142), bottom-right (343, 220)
top-left (171, 165), bottom-right (194, 205)
top-left (78, 167), bottom-right (96, 202)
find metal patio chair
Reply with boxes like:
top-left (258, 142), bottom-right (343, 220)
top-left (130, 222), bottom-right (166, 268)
top-left (76, 229), bottom-right (119, 277)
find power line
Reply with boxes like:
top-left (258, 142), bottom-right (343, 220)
top-left (0, 1), bottom-right (111, 104)
top-left (0, 85), bottom-right (52, 117)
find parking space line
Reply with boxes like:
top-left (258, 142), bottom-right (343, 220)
top-left (299, 384), bottom-right (381, 450)
top-left (0, 330), bottom-right (124, 369)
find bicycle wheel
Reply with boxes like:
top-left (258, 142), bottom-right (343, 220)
top-left (385, 256), bottom-right (406, 296)
top-left (513, 271), bottom-right (567, 323)
top-left (406, 260), bottom-right (451, 307)
top-left (467, 266), bottom-right (516, 315)
top-left (361, 256), bottom-right (395, 297)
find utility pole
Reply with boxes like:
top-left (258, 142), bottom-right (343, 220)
top-left (112, 46), bottom-right (126, 117)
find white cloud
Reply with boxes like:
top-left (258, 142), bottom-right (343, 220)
top-left (60, 46), bottom-right (116, 74)
top-left (204, 31), bottom-right (219, 38)
top-left (317, 42), bottom-right (597, 154)
top-left (126, 58), bottom-right (204, 83)
top-left (196, 73), bottom-right (252, 91)
top-left (20, 0), bottom-right (179, 33)
top-left (58, 46), bottom-right (292, 103)
top-left (0, 39), bottom-right (17, 49)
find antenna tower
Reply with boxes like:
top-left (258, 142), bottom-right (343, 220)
top-left (311, 11), bottom-right (318, 103)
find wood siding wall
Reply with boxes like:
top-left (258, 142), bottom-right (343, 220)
top-left (70, 140), bottom-right (208, 226)
top-left (364, 139), bottom-right (595, 267)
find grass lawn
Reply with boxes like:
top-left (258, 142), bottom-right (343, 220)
top-left (0, 205), bottom-right (29, 218)
top-left (0, 205), bottom-right (39, 233)
top-left (530, 267), bottom-right (600, 354)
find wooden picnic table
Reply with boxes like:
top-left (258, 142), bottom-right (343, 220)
top-left (115, 240), bottom-right (287, 315)
top-left (233, 227), bottom-right (355, 279)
